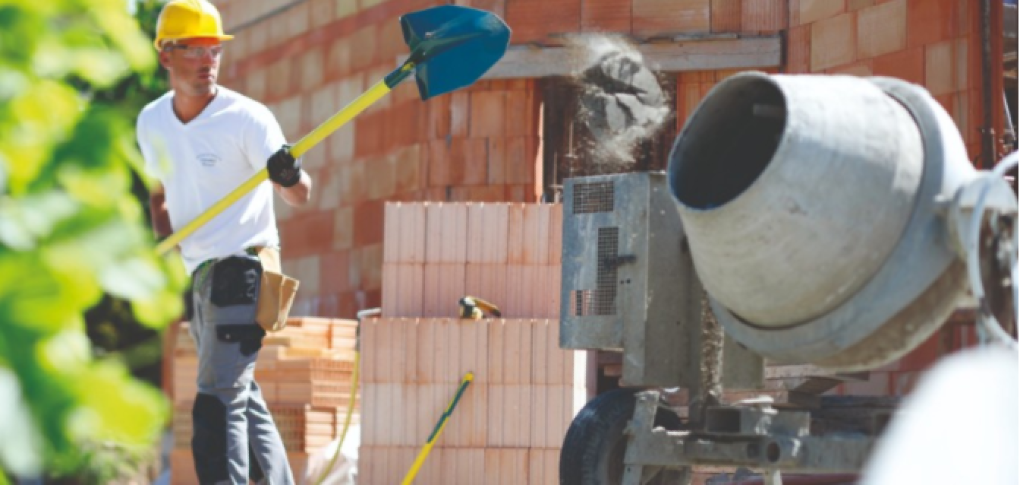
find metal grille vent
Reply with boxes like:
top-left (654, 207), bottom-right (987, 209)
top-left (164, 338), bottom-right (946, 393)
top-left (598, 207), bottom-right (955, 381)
top-left (571, 226), bottom-right (619, 316)
top-left (573, 181), bottom-right (615, 214)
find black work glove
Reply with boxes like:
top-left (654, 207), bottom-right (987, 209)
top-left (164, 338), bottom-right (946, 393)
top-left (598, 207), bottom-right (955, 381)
top-left (267, 145), bottom-right (302, 187)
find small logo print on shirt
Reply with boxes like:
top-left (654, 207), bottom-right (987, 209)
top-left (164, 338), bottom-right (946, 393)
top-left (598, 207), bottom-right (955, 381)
top-left (197, 153), bottom-right (221, 167)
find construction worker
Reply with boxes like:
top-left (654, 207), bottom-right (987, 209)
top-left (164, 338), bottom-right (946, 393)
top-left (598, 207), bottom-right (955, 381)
top-left (137, 0), bottom-right (311, 483)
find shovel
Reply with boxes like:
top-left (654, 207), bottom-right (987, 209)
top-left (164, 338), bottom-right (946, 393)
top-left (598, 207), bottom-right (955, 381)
top-left (155, 6), bottom-right (511, 255)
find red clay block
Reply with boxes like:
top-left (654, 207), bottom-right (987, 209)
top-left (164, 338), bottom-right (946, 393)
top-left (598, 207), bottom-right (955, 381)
top-left (279, 210), bottom-right (336, 258)
top-left (505, 0), bottom-right (581, 43)
top-left (682, 82), bottom-right (702, 119)
top-left (383, 203), bottom-right (399, 264)
top-left (463, 138), bottom-right (489, 185)
top-left (810, 12), bottom-right (856, 72)
top-left (502, 317), bottom-right (524, 384)
top-left (487, 319), bottom-right (506, 385)
top-left (582, 0), bottom-right (632, 32)
top-left (319, 251), bottom-right (350, 296)
top-left (953, 37), bottom-right (969, 92)
top-left (741, 0), bottom-right (786, 34)
top-left (483, 448), bottom-right (502, 484)
top-left (546, 384), bottom-right (566, 448)
top-left (532, 319), bottom-right (550, 386)
top-left (950, 91), bottom-right (972, 147)
top-left (924, 40), bottom-right (955, 95)
top-left (466, 203), bottom-right (509, 263)
top-left (505, 265), bottom-right (524, 318)
top-left (439, 445), bottom-right (458, 481)
top-left (872, 46), bottom-right (925, 84)
top-left (486, 384), bottom-right (505, 447)
top-left (353, 200), bottom-right (385, 247)
top-left (633, 0), bottom-right (711, 37)
top-left (403, 203), bottom-right (427, 263)
top-left (367, 156), bottom-right (398, 201)
top-left (856, 0), bottom-right (907, 59)
top-left (349, 24), bottom-right (378, 72)
top-left (361, 319), bottom-right (378, 384)
top-left (504, 91), bottom-right (529, 138)
top-left (502, 448), bottom-right (530, 485)
top-left (520, 319), bottom-right (534, 385)
top-left (435, 204), bottom-right (468, 263)
top-left (427, 140), bottom-right (451, 188)
top-left (393, 145), bottom-right (424, 202)
top-left (506, 204), bottom-right (526, 264)
top-left (527, 204), bottom-right (553, 265)
top-left (711, 0), bottom-right (742, 32)
top-left (425, 96), bottom-right (451, 140)
top-left (421, 264), bottom-right (442, 317)
top-left (487, 136), bottom-right (508, 185)
top-left (848, 0), bottom-right (874, 10)
top-left (504, 385), bottom-right (533, 448)
top-left (377, 17), bottom-right (407, 61)
top-left (400, 319), bottom-right (420, 385)
top-left (906, 0), bottom-right (955, 47)
top-left (445, 137), bottom-right (468, 187)
top-left (530, 384), bottom-right (549, 447)
top-left (469, 0), bottom-right (505, 17)
top-left (799, 0), bottom-right (844, 25)
top-left (470, 91), bottom-right (506, 137)
top-left (504, 136), bottom-right (534, 184)
top-left (451, 91), bottom-right (471, 138)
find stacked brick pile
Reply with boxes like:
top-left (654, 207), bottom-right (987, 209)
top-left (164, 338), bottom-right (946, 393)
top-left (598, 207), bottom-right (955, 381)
top-left (360, 201), bottom-right (589, 484)
top-left (170, 317), bottom-right (359, 484)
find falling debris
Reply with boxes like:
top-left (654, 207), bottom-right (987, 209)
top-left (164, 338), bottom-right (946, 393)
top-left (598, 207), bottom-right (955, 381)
top-left (568, 35), bottom-right (672, 170)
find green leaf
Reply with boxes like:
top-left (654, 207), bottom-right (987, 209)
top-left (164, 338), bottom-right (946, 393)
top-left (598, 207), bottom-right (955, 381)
top-left (0, 367), bottom-right (44, 477)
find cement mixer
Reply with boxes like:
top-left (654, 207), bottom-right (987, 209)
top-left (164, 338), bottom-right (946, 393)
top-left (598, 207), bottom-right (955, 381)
top-left (557, 72), bottom-right (1018, 484)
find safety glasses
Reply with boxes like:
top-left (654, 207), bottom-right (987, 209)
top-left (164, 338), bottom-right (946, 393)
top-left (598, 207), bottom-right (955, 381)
top-left (169, 44), bottom-right (223, 59)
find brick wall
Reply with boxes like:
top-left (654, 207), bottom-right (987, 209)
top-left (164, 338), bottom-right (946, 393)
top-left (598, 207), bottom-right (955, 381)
top-left (208, 0), bottom-right (1005, 377)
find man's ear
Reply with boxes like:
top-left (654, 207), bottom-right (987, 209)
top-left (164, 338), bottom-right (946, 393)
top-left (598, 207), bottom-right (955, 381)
top-left (158, 50), bottom-right (172, 70)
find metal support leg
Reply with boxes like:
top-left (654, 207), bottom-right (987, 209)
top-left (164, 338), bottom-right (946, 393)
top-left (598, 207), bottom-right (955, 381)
top-left (621, 391), bottom-right (661, 485)
top-left (763, 469), bottom-right (783, 485)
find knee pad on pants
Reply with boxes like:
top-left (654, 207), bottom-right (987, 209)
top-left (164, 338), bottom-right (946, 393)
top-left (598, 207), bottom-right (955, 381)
top-left (192, 393), bottom-right (229, 484)
top-left (191, 392), bottom-right (266, 484)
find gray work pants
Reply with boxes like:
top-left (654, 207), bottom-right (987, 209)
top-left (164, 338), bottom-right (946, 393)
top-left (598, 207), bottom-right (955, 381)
top-left (190, 255), bottom-right (294, 485)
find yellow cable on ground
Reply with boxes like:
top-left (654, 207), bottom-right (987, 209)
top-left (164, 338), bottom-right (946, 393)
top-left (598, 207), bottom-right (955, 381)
top-left (401, 372), bottom-right (474, 485)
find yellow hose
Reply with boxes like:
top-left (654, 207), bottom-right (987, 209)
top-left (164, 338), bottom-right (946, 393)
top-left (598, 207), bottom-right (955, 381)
top-left (400, 371), bottom-right (474, 485)
top-left (312, 350), bottom-right (361, 485)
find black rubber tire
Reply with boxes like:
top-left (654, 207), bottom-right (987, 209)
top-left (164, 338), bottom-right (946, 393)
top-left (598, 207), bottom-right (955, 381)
top-left (560, 389), bottom-right (684, 485)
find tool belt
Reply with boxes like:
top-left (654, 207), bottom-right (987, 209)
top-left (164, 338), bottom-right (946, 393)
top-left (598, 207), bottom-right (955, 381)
top-left (252, 246), bottom-right (299, 332)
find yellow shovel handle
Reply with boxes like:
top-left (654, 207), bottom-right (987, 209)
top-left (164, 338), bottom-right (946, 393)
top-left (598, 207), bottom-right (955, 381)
top-left (155, 80), bottom-right (393, 255)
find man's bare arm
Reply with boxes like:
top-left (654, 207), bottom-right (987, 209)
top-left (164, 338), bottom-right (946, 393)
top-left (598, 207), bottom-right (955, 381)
top-left (149, 183), bottom-right (173, 238)
top-left (274, 170), bottom-right (312, 207)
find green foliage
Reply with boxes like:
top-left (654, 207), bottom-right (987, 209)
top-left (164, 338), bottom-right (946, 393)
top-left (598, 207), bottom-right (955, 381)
top-left (0, 0), bottom-right (185, 478)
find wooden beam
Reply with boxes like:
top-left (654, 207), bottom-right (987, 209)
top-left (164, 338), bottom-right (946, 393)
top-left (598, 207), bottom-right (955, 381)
top-left (398, 37), bottom-right (781, 79)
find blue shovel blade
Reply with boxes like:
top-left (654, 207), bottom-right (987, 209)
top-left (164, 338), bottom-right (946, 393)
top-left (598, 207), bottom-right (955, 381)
top-left (399, 5), bottom-right (511, 100)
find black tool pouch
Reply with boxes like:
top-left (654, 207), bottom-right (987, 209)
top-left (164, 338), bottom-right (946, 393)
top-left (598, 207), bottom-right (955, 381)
top-left (210, 256), bottom-right (263, 307)
top-left (216, 324), bottom-right (266, 356)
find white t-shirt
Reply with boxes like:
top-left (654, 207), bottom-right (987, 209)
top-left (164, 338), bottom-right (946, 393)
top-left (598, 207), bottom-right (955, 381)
top-left (137, 87), bottom-right (283, 274)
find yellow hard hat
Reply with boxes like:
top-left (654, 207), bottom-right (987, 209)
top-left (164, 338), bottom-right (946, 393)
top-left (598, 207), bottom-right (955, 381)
top-left (154, 0), bottom-right (234, 50)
